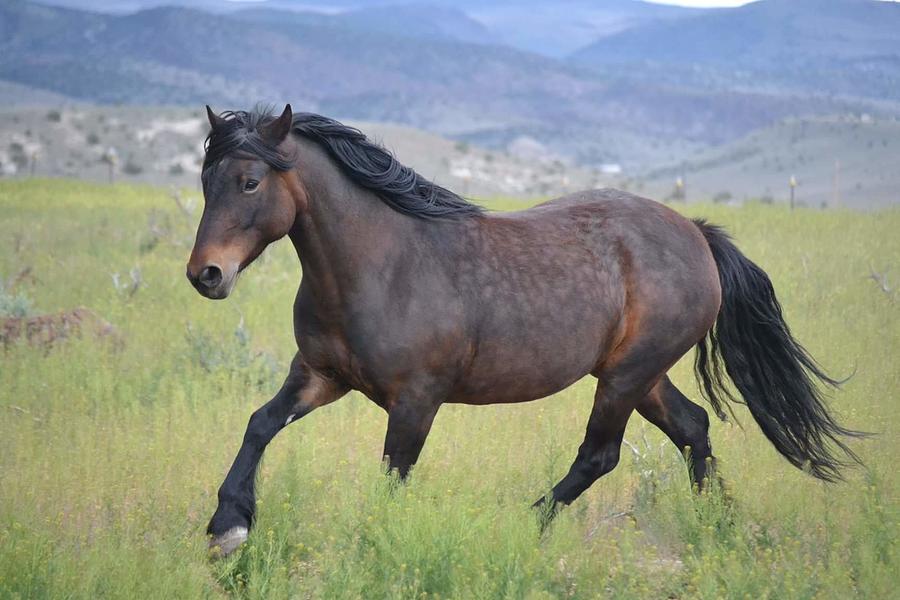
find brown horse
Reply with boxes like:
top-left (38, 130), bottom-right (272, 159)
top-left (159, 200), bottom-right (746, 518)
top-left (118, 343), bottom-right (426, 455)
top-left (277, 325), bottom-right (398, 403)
top-left (188, 105), bottom-right (860, 556)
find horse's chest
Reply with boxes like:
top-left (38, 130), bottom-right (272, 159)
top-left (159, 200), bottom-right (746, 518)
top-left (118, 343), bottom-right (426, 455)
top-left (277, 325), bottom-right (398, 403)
top-left (295, 302), bottom-right (469, 403)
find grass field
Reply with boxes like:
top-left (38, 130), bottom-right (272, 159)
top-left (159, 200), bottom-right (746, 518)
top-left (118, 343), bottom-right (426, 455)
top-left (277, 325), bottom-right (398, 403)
top-left (1, 179), bottom-right (898, 599)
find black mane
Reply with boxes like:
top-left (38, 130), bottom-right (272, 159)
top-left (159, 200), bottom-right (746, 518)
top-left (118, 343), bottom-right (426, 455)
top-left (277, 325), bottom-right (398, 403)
top-left (203, 108), bottom-right (483, 220)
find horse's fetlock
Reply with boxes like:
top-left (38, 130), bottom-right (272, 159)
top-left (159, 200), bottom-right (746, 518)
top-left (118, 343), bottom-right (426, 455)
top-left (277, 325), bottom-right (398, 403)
top-left (208, 499), bottom-right (253, 536)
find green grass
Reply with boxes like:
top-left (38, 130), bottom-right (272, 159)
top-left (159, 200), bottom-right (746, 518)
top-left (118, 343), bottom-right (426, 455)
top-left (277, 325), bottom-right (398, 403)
top-left (1, 179), bottom-right (898, 599)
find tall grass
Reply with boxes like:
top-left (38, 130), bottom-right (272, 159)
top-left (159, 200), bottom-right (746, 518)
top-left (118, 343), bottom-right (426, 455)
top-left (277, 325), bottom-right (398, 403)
top-left (1, 180), bottom-right (897, 599)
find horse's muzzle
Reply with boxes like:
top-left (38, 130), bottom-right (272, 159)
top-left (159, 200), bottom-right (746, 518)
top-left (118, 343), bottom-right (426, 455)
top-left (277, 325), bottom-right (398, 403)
top-left (186, 263), bottom-right (237, 300)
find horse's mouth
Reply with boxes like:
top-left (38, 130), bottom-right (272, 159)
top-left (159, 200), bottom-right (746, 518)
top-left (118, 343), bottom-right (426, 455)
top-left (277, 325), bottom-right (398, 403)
top-left (196, 284), bottom-right (231, 300)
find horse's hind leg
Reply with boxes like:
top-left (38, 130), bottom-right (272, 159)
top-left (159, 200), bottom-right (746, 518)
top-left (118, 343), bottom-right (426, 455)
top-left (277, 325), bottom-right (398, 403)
top-left (531, 344), bottom-right (672, 517)
top-left (532, 311), bottom-right (708, 522)
top-left (637, 375), bottom-right (715, 490)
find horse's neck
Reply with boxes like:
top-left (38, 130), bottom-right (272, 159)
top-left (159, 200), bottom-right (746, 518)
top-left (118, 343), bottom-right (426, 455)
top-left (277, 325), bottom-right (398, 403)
top-left (287, 139), bottom-right (430, 301)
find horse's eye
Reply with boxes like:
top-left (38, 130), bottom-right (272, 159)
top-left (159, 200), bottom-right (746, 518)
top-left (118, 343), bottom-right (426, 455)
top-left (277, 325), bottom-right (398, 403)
top-left (243, 179), bottom-right (259, 193)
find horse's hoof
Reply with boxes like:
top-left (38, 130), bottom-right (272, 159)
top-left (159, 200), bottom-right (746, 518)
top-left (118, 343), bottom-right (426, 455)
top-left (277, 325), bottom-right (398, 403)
top-left (208, 526), bottom-right (248, 558)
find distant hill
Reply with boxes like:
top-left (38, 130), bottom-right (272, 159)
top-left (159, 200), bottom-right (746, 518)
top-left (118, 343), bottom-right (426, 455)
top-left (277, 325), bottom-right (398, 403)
top-left (32, 0), bottom-right (700, 57)
top-left (638, 115), bottom-right (900, 209)
top-left (3, 0), bottom-right (899, 178)
top-left (4, 0), bottom-right (874, 172)
top-left (333, 4), bottom-right (496, 46)
top-left (5, 105), bottom-right (894, 209)
top-left (572, 0), bottom-right (900, 103)
top-left (233, 4), bottom-right (496, 47)
top-left (0, 79), bottom-right (75, 106)
top-left (462, 0), bottom-right (699, 58)
top-left (0, 106), bottom-right (603, 198)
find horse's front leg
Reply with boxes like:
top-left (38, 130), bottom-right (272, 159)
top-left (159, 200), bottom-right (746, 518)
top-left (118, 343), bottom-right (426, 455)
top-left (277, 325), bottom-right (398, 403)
top-left (382, 391), bottom-right (442, 479)
top-left (207, 355), bottom-right (347, 556)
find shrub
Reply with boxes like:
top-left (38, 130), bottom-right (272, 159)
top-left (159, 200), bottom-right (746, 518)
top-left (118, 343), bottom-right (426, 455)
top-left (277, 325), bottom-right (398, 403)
top-left (184, 319), bottom-right (279, 391)
top-left (713, 191), bottom-right (733, 204)
top-left (0, 279), bottom-right (33, 318)
top-left (122, 158), bottom-right (144, 176)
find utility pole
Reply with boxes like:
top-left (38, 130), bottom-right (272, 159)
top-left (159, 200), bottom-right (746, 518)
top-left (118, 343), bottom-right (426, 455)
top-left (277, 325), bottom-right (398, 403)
top-left (674, 176), bottom-right (685, 202)
top-left (789, 174), bottom-right (797, 210)
top-left (832, 159), bottom-right (841, 208)
top-left (104, 147), bottom-right (118, 184)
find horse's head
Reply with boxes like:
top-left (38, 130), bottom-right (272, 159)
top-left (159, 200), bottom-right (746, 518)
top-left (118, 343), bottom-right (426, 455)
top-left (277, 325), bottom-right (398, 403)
top-left (187, 105), bottom-right (304, 299)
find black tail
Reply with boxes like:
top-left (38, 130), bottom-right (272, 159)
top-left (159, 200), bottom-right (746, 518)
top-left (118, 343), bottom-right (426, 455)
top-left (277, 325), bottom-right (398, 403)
top-left (693, 219), bottom-right (863, 482)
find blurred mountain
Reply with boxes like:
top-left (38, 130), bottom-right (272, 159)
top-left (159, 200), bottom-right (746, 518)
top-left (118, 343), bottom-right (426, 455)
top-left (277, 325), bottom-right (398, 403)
top-left (571, 0), bottom-right (900, 102)
top-left (466, 0), bottom-right (698, 58)
top-left (638, 114), bottom-right (900, 209)
top-left (332, 4), bottom-right (495, 46)
top-left (0, 105), bottom-right (607, 198)
top-left (31, 0), bottom-right (699, 56)
top-left (2, 0), bottom-right (898, 174)
top-left (233, 4), bottom-right (496, 47)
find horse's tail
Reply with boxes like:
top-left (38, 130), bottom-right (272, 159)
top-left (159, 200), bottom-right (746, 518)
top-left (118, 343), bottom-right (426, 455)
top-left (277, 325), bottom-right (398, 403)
top-left (692, 219), bottom-right (863, 482)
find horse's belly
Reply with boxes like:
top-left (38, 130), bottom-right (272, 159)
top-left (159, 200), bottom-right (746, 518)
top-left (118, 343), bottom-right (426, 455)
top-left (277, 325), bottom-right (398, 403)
top-left (451, 301), bottom-right (621, 404)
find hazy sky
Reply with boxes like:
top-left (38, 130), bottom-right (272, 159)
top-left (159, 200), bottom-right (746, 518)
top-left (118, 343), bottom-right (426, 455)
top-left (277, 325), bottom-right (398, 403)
top-left (648, 0), bottom-right (896, 5)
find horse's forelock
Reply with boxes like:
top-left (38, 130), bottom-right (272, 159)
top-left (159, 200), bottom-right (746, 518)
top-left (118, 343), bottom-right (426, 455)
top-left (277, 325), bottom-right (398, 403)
top-left (203, 109), bottom-right (292, 173)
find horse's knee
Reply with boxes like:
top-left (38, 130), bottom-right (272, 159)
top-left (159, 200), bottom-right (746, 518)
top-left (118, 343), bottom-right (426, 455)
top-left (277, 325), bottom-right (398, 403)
top-left (244, 408), bottom-right (274, 447)
top-left (581, 443), bottom-right (622, 480)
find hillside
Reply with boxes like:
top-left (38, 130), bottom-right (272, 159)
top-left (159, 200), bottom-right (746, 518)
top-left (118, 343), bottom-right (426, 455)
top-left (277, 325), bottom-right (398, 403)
top-left (572, 0), bottom-right (900, 103)
top-left (638, 115), bottom-right (900, 209)
top-left (2, 0), bottom-right (892, 173)
top-left (34, 0), bottom-right (700, 56)
top-left (3, 105), bottom-right (897, 208)
top-left (461, 0), bottom-right (699, 57)
top-left (0, 106), bottom-right (605, 198)
top-left (227, 4), bottom-right (496, 47)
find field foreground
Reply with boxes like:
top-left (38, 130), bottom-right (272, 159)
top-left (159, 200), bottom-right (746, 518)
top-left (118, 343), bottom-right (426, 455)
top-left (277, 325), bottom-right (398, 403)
top-left (1, 180), bottom-right (898, 599)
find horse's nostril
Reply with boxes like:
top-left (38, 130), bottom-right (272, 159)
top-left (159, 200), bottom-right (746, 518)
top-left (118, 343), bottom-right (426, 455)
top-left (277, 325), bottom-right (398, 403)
top-left (199, 265), bottom-right (223, 289)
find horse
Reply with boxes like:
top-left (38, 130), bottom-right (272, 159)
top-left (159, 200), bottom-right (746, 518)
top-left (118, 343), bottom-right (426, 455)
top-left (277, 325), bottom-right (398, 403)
top-left (188, 105), bottom-right (861, 557)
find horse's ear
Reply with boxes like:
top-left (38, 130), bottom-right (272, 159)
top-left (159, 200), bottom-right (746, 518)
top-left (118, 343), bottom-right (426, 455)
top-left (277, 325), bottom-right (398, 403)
top-left (206, 105), bottom-right (226, 131)
top-left (262, 104), bottom-right (293, 142)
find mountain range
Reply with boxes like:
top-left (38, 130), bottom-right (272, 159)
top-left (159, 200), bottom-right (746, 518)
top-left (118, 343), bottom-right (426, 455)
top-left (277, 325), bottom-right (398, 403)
top-left (20, 0), bottom-right (703, 56)
top-left (572, 0), bottom-right (900, 103)
top-left (1, 0), bottom-right (899, 173)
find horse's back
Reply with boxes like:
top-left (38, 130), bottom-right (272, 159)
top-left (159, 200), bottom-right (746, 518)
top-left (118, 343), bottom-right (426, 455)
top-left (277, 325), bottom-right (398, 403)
top-left (483, 188), bottom-right (713, 283)
top-left (506, 188), bottom-right (690, 227)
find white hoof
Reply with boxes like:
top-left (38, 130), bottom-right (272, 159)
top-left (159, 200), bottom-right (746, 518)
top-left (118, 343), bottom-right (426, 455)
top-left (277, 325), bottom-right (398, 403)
top-left (208, 526), bottom-right (249, 558)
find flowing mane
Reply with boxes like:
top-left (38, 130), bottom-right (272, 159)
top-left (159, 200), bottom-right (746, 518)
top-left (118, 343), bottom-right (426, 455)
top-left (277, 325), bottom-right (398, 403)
top-left (203, 108), bottom-right (483, 220)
